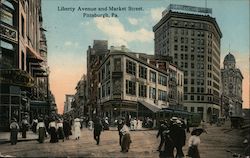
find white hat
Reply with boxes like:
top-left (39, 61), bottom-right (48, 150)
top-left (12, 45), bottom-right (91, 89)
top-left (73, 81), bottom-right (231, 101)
top-left (171, 117), bottom-right (178, 121)
top-left (176, 120), bottom-right (182, 124)
top-left (74, 118), bottom-right (80, 122)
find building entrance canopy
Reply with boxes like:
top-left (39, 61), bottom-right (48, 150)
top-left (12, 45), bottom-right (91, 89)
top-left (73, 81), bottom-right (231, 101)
top-left (138, 100), bottom-right (161, 113)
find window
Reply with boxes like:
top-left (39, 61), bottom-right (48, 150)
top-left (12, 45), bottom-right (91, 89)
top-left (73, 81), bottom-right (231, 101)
top-left (1, 1), bottom-right (15, 26)
top-left (184, 87), bottom-right (188, 92)
top-left (126, 80), bottom-right (136, 95)
top-left (106, 61), bottom-right (110, 78)
top-left (139, 84), bottom-right (147, 97)
top-left (101, 68), bottom-right (105, 80)
top-left (126, 60), bottom-right (136, 75)
top-left (158, 74), bottom-right (167, 86)
top-left (191, 95), bottom-right (194, 100)
top-left (150, 71), bottom-right (156, 83)
top-left (184, 95), bottom-right (188, 100)
top-left (139, 65), bottom-right (147, 79)
top-left (149, 87), bottom-right (156, 99)
top-left (174, 45), bottom-right (178, 51)
top-left (191, 107), bottom-right (194, 112)
top-left (191, 87), bottom-right (194, 92)
top-left (21, 51), bottom-right (25, 70)
top-left (106, 81), bottom-right (110, 95)
top-left (158, 89), bottom-right (167, 101)
top-left (21, 15), bottom-right (24, 37)
top-left (102, 85), bottom-right (105, 97)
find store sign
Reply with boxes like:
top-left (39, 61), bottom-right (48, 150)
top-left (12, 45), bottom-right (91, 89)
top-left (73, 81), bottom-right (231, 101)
top-left (163, 4), bottom-right (212, 16)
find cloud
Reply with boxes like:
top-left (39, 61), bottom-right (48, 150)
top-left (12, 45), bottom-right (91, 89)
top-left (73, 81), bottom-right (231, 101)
top-left (150, 7), bottom-right (165, 22)
top-left (128, 17), bottom-right (139, 25)
top-left (80, 21), bottom-right (90, 26)
top-left (64, 41), bottom-right (79, 47)
top-left (93, 18), bottom-right (153, 46)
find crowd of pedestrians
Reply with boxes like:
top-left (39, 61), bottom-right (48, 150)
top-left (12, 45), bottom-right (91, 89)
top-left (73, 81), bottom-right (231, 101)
top-left (9, 115), bottom-right (206, 157)
top-left (157, 117), bottom-right (205, 158)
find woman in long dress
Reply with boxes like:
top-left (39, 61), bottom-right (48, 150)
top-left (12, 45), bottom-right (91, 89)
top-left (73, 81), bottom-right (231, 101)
top-left (187, 129), bottom-right (201, 158)
top-left (37, 118), bottom-right (46, 143)
top-left (49, 119), bottom-right (58, 143)
top-left (120, 123), bottom-right (132, 152)
top-left (57, 119), bottom-right (65, 142)
top-left (74, 118), bottom-right (81, 140)
top-left (10, 118), bottom-right (19, 145)
top-left (63, 119), bottom-right (71, 140)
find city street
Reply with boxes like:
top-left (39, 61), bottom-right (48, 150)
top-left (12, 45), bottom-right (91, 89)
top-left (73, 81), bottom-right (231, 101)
top-left (0, 121), bottom-right (245, 158)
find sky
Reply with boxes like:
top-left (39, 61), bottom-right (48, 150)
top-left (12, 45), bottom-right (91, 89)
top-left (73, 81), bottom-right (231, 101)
top-left (42, 0), bottom-right (250, 114)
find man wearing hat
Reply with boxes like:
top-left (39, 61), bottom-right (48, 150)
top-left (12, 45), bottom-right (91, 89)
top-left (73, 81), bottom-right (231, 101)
top-left (170, 119), bottom-right (186, 158)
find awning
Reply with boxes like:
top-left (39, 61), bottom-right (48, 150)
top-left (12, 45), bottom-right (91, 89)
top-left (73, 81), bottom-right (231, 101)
top-left (26, 44), bottom-right (44, 61)
top-left (138, 100), bottom-right (161, 113)
top-left (30, 100), bottom-right (49, 107)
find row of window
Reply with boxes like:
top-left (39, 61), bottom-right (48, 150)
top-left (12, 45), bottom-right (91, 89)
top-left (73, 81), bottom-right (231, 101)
top-left (100, 80), bottom-right (168, 101)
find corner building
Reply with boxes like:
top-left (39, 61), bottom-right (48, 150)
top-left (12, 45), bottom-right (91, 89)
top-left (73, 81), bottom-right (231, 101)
top-left (153, 5), bottom-right (222, 122)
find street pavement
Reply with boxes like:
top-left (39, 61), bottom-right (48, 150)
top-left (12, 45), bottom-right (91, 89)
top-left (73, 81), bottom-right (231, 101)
top-left (0, 121), bottom-right (245, 157)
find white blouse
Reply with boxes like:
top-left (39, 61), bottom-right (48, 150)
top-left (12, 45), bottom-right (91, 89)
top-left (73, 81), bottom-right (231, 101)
top-left (188, 135), bottom-right (201, 147)
top-left (57, 122), bottom-right (63, 128)
top-left (49, 121), bottom-right (57, 128)
top-left (37, 122), bottom-right (45, 130)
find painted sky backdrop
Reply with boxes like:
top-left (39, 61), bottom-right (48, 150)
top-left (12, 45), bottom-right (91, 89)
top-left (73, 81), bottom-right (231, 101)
top-left (42, 0), bottom-right (250, 114)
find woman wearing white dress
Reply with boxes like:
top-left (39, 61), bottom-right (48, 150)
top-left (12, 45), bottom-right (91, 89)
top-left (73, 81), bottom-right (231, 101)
top-left (187, 129), bottom-right (202, 158)
top-left (74, 118), bottom-right (81, 140)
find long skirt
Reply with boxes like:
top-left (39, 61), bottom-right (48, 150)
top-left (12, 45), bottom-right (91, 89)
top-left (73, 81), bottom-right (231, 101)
top-left (50, 127), bottom-right (58, 143)
top-left (57, 127), bottom-right (65, 140)
top-left (121, 133), bottom-right (131, 152)
top-left (38, 127), bottom-right (46, 143)
top-left (10, 129), bottom-right (18, 145)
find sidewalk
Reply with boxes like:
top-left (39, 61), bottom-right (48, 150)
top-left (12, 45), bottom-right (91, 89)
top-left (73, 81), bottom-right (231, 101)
top-left (0, 127), bottom-right (151, 144)
top-left (0, 131), bottom-right (38, 144)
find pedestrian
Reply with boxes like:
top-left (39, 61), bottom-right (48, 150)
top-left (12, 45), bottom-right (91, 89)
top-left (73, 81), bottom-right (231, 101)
top-left (88, 120), bottom-right (93, 130)
top-left (186, 119), bottom-right (190, 133)
top-left (159, 130), bottom-right (174, 158)
top-left (31, 118), bottom-right (38, 133)
top-left (120, 123), bottom-right (132, 152)
top-left (21, 116), bottom-right (29, 138)
top-left (10, 118), bottom-right (19, 145)
top-left (49, 118), bottom-right (58, 143)
top-left (117, 119), bottom-right (124, 146)
top-left (85, 117), bottom-right (89, 128)
top-left (187, 128), bottom-right (203, 158)
top-left (36, 117), bottom-right (46, 143)
top-left (63, 118), bottom-right (71, 140)
top-left (103, 117), bottom-right (109, 130)
top-left (93, 117), bottom-right (103, 145)
top-left (156, 120), bottom-right (168, 151)
top-left (200, 120), bottom-right (207, 133)
top-left (57, 119), bottom-right (65, 142)
top-left (74, 118), bottom-right (81, 140)
top-left (170, 119), bottom-right (186, 158)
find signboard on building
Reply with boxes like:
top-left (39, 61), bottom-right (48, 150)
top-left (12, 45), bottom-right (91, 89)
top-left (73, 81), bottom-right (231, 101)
top-left (162, 4), bottom-right (212, 17)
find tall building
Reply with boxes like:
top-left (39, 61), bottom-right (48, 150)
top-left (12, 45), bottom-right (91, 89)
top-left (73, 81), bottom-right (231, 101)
top-left (86, 40), bottom-right (108, 118)
top-left (63, 94), bottom-right (74, 114)
top-left (0, 0), bottom-right (53, 130)
top-left (153, 4), bottom-right (222, 121)
top-left (221, 53), bottom-right (243, 117)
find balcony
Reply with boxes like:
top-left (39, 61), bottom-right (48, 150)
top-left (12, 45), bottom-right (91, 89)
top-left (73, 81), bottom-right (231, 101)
top-left (0, 69), bottom-right (34, 87)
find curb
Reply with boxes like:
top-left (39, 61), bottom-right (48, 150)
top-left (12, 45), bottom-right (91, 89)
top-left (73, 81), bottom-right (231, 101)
top-left (0, 138), bottom-right (37, 145)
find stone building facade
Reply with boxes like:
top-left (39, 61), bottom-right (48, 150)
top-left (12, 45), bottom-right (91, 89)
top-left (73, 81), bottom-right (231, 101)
top-left (97, 46), bottom-right (183, 122)
top-left (0, 0), bottom-right (54, 130)
top-left (221, 53), bottom-right (243, 117)
top-left (153, 5), bottom-right (222, 121)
